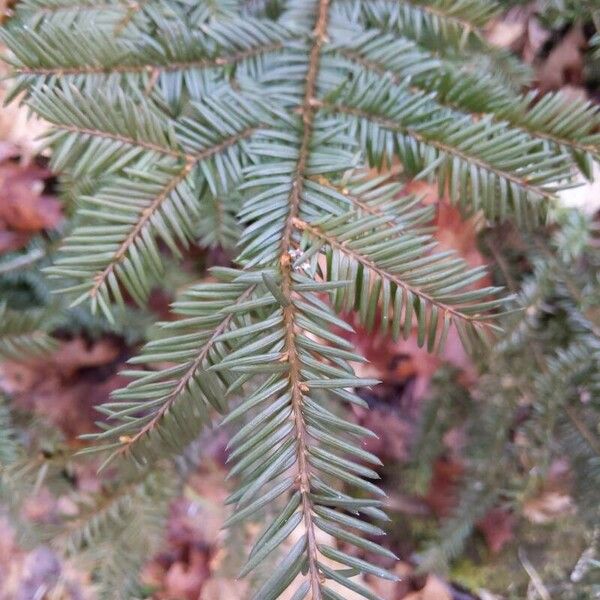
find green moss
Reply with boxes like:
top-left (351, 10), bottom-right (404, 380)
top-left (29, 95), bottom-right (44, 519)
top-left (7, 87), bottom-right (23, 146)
top-left (448, 515), bottom-right (591, 596)
top-left (451, 557), bottom-right (490, 590)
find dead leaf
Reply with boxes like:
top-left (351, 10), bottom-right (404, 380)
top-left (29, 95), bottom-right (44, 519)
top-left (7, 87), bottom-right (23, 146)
top-left (405, 181), bottom-right (490, 276)
top-left (536, 25), bottom-right (586, 92)
top-left (425, 456), bottom-right (465, 518)
top-left (523, 459), bottom-right (575, 523)
top-left (487, 20), bottom-right (526, 50)
top-left (0, 2), bottom-right (18, 25)
top-left (477, 508), bottom-right (515, 554)
top-left (403, 575), bottom-right (453, 600)
top-left (201, 578), bottom-right (248, 600)
top-left (485, 6), bottom-right (554, 65)
top-left (0, 229), bottom-right (30, 253)
top-left (0, 337), bottom-right (125, 439)
top-left (358, 404), bottom-right (414, 463)
top-left (163, 548), bottom-right (211, 600)
top-left (523, 491), bottom-right (575, 524)
top-left (0, 156), bottom-right (61, 253)
top-left (0, 529), bottom-right (92, 600)
top-left (366, 563), bottom-right (408, 599)
top-left (48, 338), bottom-right (120, 377)
top-left (0, 56), bottom-right (49, 160)
top-left (523, 16), bottom-right (552, 64)
top-left (353, 331), bottom-right (443, 403)
top-left (0, 161), bottom-right (61, 232)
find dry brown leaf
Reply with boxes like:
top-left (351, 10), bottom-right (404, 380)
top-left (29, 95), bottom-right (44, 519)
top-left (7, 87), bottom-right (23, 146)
top-left (402, 575), bottom-right (453, 600)
top-left (477, 508), bottom-right (515, 554)
top-left (522, 459), bottom-right (575, 524)
top-left (487, 20), bottom-right (526, 50)
top-left (48, 338), bottom-right (120, 376)
top-left (425, 456), bottom-right (465, 518)
top-left (163, 548), bottom-right (211, 600)
top-left (0, 337), bottom-right (125, 438)
top-left (523, 491), bottom-right (575, 524)
top-left (368, 571), bottom-right (407, 599)
top-left (536, 25), bottom-right (586, 92)
top-left (0, 161), bottom-right (61, 232)
top-left (357, 404), bottom-right (414, 463)
top-left (486, 6), bottom-right (552, 64)
top-left (0, 229), bottom-right (30, 253)
top-left (0, 156), bottom-right (61, 253)
top-left (201, 577), bottom-right (248, 600)
top-left (523, 16), bottom-right (552, 64)
top-left (405, 181), bottom-right (489, 276)
top-left (0, 2), bottom-right (18, 24)
top-left (0, 50), bottom-right (49, 159)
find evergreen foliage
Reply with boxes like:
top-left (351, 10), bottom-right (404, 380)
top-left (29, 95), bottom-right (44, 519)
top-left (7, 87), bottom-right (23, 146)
top-left (0, 303), bottom-right (58, 360)
top-left (414, 212), bottom-right (600, 592)
top-left (0, 1), bottom-right (599, 598)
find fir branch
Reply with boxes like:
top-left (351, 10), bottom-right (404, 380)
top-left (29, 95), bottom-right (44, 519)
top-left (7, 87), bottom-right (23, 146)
top-left (4, 2), bottom-right (600, 598)
top-left (296, 218), bottom-right (503, 352)
top-left (89, 161), bottom-right (193, 301)
top-left (45, 124), bottom-right (184, 160)
top-left (564, 405), bottom-right (600, 457)
top-left (0, 304), bottom-right (58, 360)
top-left (49, 468), bottom-right (175, 599)
top-left (114, 0), bottom-right (148, 34)
top-left (13, 40), bottom-right (285, 77)
top-left (318, 101), bottom-right (559, 202)
top-left (308, 169), bottom-right (434, 233)
top-left (4, 13), bottom-right (291, 93)
top-left (11, 0), bottom-right (144, 33)
top-left (403, 0), bottom-right (495, 32)
top-left (337, 39), bottom-right (600, 177)
top-left (357, 0), bottom-right (500, 47)
top-left (89, 127), bottom-right (255, 296)
top-left (0, 398), bottom-right (19, 468)
top-left (112, 283), bottom-right (257, 462)
top-left (277, 1), bottom-right (331, 596)
top-left (0, 248), bottom-right (46, 276)
top-left (295, 217), bottom-right (467, 323)
top-left (16, 0), bottom-right (137, 14)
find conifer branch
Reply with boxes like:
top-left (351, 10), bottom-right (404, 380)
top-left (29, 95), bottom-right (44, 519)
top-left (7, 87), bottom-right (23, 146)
top-left (14, 42), bottom-right (285, 77)
top-left (339, 47), bottom-right (600, 168)
top-left (0, 248), bottom-right (45, 275)
top-left (278, 1), bottom-right (330, 596)
top-left (293, 217), bottom-right (498, 329)
top-left (4, 2), bottom-right (599, 598)
top-left (115, 284), bottom-right (256, 459)
top-left (54, 475), bottom-right (146, 545)
top-left (308, 169), bottom-right (432, 232)
top-left (23, 0), bottom-right (133, 14)
top-left (0, 304), bottom-right (58, 360)
top-left (114, 0), bottom-right (148, 34)
top-left (89, 163), bottom-right (193, 300)
top-left (317, 101), bottom-right (558, 202)
top-left (89, 127), bottom-right (256, 301)
top-left (564, 405), bottom-right (600, 457)
top-left (49, 123), bottom-right (186, 159)
top-left (405, 0), bottom-right (484, 32)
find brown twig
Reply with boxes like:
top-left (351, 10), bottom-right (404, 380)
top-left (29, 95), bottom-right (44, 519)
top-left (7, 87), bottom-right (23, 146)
top-left (279, 2), bottom-right (330, 597)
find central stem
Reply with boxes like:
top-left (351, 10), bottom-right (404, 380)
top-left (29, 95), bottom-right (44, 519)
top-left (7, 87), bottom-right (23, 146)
top-left (279, 1), bottom-right (330, 598)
